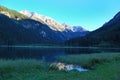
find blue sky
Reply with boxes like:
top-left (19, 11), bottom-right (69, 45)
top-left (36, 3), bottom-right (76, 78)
top-left (0, 0), bottom-right (120, 31)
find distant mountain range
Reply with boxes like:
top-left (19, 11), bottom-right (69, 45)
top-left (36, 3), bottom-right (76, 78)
top-left (66, 11), bottom-right (120, 47)
top-left (20, 10), bottom-right (88, 33)
top-left (0, 6), bottom-right (89, 45)
top-left (2, 5), bottom-right (119, 47)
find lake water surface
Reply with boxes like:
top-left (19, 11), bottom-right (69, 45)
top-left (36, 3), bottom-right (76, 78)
top-left (0, 46), bottom-right (120, 62)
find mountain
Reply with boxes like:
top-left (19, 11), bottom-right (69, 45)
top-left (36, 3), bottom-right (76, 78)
top-left (66, 11), bottom-right (120, 47)
top-left (72, 26), bottom-right (88, 32)
top-left (0, 6), bottom-right (89, 45)
top-left (62, 23), bottom-right (74, 32)
top-left (20, 10), bottom-right (89, 40)
top-left (20, 10), bottom-right (65, 32)
top-left (0, 6), bottom-right (66, 44)
top-left (61, 24), bottom-right (89, 39)
top-left (20, 10), bottom-right (89, 34)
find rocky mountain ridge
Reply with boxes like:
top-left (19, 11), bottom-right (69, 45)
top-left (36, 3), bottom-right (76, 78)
top-left (0, 6), bottom-right (89, 44)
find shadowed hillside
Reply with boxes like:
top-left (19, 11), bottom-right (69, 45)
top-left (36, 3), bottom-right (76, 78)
top-left (0, 6), bottom-right (89, 45)
top-left (66, 11), bottom-right (120, 47)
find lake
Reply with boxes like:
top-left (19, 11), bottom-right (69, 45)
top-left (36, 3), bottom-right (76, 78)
top-left (0, 46), bottom-right (120, 62)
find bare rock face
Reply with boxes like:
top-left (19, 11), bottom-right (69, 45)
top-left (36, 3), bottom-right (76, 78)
top-left (0, 6), bottom-right (89, 44)
top-left (20, 10), bottom-right (65, 31)
top-left (20, 10), bottom-right (89, 32)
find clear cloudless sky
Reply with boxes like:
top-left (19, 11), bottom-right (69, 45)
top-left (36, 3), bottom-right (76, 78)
top-left (0, 0), bottom-right (120, 31)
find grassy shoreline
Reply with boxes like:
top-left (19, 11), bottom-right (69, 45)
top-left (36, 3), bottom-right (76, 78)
top-left (58, 53), bottom-right (120, 68)
top-left (0, 53), bottom-right (120, 80)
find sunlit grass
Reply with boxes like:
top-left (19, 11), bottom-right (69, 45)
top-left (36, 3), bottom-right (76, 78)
top-left (0, 59), bottom-right (119, 80)
top-left (0, 59), bottom-right (46, 74)
top-left (58, 53), bottom-right (120, 68)
top-left (0, 53), bottom-right (120, 80)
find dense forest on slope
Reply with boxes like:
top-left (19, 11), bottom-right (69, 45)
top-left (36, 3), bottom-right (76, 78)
top-left (0, 6), bottom-right (89, 45)
top-left (0, 6), bottom-right (65, 45)
top-left (0, 14), bottom-right (55, 45)
top-left (65, 12), bottom-right (120, 47)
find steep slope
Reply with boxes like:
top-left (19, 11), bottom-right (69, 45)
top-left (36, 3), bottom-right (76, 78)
top-left (0, 6), bottom-right (89, 45)
top-left (20, 10), bottom-right (89, 33)
top-left (20, 10), bottom-right (89, 39)
top-left (0, 6), bottom-right (28, 20)
top-left (73, 26), bottom-right (88, 32)
top-left (0, 14), bottom-right (68, 44)
top-left (66, 11), bottom-right (120, 47)
top-left (20, 10), bottom-right (66, 31)
top-left (0, 6), bottom-right (67, 44)
top-left (0, 14), bottom-right (38, 44)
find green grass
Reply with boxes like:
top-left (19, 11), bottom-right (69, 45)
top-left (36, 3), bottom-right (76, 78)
top-left (0, 53), bottom-right (120, 80)
top-left (0, 59), bottom-right (48, 80)
top-left (58, 53), bottom-right (120, 68)
top-left (0, 60), bottom-right (120, 80)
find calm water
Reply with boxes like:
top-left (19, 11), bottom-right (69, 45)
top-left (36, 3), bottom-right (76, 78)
top-left (0, 46), bottom-right (120, 62)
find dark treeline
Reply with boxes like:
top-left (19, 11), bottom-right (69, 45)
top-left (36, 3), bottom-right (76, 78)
top-left (65, 11), bottom-right (120, 47)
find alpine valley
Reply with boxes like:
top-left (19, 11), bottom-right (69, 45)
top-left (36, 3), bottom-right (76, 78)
top-left (0, 1), bottom-right (120, 80)
top-left (66, 11), bottom-right (120, 47)
top-left (0, 6), bottom-right (89, 45)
